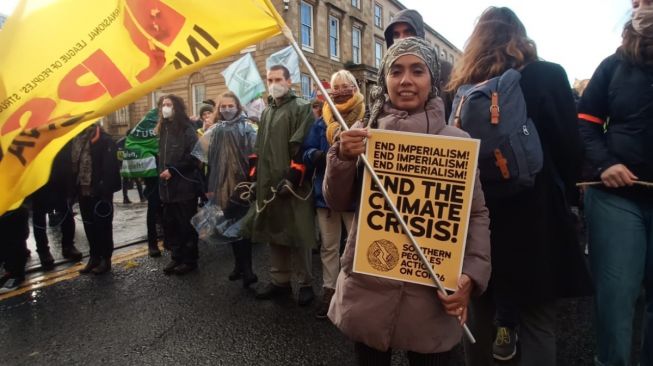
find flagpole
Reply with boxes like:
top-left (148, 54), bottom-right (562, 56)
top-left (273, 20), bottom-right (476, 343)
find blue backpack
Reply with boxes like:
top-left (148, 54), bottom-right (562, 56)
top-left (449, 69), bottom-right (543, 198)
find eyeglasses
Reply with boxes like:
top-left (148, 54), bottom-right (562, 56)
top-left (331, 85), bottom-right (354, 92)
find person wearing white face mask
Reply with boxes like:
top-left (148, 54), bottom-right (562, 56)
top-left (578, 1), bottom-right (653, 364)
top-left (155, 94), bottom-right (201, 276)
top-left (245, 64), bottom-right (317, 306)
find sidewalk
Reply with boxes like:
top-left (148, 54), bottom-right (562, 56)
top-left (25, 189), bottom-right (149, 270)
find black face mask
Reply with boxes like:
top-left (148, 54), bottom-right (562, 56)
top-left (331, 90), bottom-right (354, 104)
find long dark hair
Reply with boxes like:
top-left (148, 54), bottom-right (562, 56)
top-left (154, 94), bottom-right (190, 134)
top-left (447, 7), bottom-right (538, 93)
top-left (618, 21), bottom-right (653, 65)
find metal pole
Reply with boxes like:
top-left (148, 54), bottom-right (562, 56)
top-left (276, 23), bottom-right (476, 344)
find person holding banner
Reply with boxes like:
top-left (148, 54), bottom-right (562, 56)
top-left (156, 95), bottom-right (201, 276)
top-left (249, 65), bottom-right (317, 306)
top-left (323, 37), bottom-right (491, 365)
top-left (578, 0), bottom-right (653, 364)
top-left (206, 91), bottom-right (258, 288)
top-left (446, 7), bottom-right (591, 365)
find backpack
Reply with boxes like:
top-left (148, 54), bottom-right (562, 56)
top-left (449, 68), bottom-right (543, 198)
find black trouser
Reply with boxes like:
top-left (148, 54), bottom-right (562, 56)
top-left (163, 199), bottom-right (198, 265)
top-left (0, 207), bottom-right (29, 279)
top-left (355, 342), bottom-right (452, 366)
top-left (122, 178), bottom-right (144, 201)
top-left (32, 197), bottom-right (75, 253)
top-left (79, 196), bottom-right (114, 260)
top-left (144, 178), bottom-right (162, 247)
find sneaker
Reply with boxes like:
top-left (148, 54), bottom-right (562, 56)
top-left (0, 277), bottom-right (25, 294)
top-left (315, 287), bottom-right (335, 319)
top-left (493, 326), bottom-right (518, 361)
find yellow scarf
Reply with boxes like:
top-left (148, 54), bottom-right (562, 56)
top-left (323, 92), bottom-right (365, 145)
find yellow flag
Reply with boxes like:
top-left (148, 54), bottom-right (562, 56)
top-left (0, 0), bottom-right (285, 215)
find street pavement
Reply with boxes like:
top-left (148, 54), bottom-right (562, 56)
top-left (1, 189), bottom-right (646, 365)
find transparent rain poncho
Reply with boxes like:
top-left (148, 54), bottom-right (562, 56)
top-left (191, 114), bottom-right (256, 243)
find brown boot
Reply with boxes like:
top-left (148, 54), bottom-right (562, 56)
top-left (315, 287), bottom-right (335, 319)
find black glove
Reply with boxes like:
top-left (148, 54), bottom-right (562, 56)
top-left (247, 154), bottom-right (258, 182)
top-left (224, 183), bottom-right (252, 219)
top-left (275, 163), bottom-right (305, 197)
top-left (311, 150), bottom-right (326, 171)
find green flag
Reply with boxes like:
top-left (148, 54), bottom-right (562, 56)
top-left (120, 109), bottom-right (159, 178)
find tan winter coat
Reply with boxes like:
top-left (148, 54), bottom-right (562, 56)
top-left (323, 97), bottom-right (491, 354)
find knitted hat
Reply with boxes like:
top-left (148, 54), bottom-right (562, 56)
top-left (199, 104), bottom-right (214, 116)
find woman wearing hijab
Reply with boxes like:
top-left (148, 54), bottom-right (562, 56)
top-left (206, 91), bottom-right (258, 288)
top-left (447, 7), bottom-right (591, 365)
top-left (578, 1), bottom-right (653, 364)
top-left (323, 70), bottom-right (365, 145)
top-left (323, 37), bottom-right (491, 365)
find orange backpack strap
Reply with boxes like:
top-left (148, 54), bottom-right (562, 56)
top-left (490, 92), bottom-right (500, 125)
top-left (494, 149), bottom-right (510, 179)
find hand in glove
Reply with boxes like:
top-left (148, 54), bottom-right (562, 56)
top-left (311, 150), bottom-right (326, 171)
top-left (275, 162), bottom-right (306, 197)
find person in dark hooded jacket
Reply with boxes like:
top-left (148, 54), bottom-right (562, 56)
top-left (384, 9), bottom-right (454, 120)
top-left (157, 94), bottom-right (201, 275)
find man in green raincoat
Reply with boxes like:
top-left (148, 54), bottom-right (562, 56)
top-left (250, 65), bottom-right (316, 306)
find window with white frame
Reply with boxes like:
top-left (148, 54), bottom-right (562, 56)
top-left (352, 0), bottom-right (360, 8)
top-left (352, 26), bottom-right (362, 64)
top-left (300, 2), bottom-right (314, 51)
top-left (191, 83), bottom-right (206, 116)
top-left (301, 73), bottom-right (312, 98)
top-left (375, 40), bottom-right (383, 68)
top-left (374, 3), bottom-right (382, 28)
top-left (150, 91), bottom-right (161, 108)
top-left (329, 16), bottom-right (340, 60)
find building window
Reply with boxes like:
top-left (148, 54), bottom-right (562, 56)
top-left (150, 91), bottom-right (161, 108)
top-left (449, 54), bottom-right (455, 64)
top-left (114, 106), bottom-right (130, 126)
top-left (301, 73), bottom-right (312, 98)
top-left (329, 16), bottom-right (340, 60)
top-left (352, 26), bottom-right (362, 64)
top-left (433, 45), bottom-right (440, 60)
top-left (375, 40), bottom-right (383, 68)
top-left (374, 3), bottom-right (382, 28)
top-left (352, 0), bottom-right (360, 8)
top-left (191, 83), bottom-right (206, 116)
top-left (300, 2), bottom-right (314, 51)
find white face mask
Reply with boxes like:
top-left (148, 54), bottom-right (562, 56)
top-left (633, 2), bottom-right (653, 36)
top-left (220, 107), bottom-right (239, 121)
top-left (161, 106), bottom-right (173, 119)
top-left (268, 83), bottom-right (289, 99)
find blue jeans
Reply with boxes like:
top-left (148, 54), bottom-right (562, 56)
top-left (585, 188), bottom-right (653, 366)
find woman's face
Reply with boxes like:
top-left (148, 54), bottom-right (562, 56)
top-left (385, 54), bottom-right (431, 113)
top-left (220, 97), bottom-right (237, 110)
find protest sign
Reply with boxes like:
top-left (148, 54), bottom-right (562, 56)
top-left (353, 129), bottom-right (480, 290)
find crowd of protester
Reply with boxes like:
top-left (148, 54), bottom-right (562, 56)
top-left (1, 2), bottom-right (652, 365)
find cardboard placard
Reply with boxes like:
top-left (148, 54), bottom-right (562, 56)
top-left (353, 129), bottom-right (480, 290)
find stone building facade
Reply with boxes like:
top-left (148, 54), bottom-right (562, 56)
top-left (106, 0), bottom-right (460, 136)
